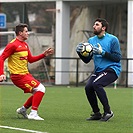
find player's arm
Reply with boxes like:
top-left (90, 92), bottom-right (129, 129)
top-left (104, 38), bottom-right (121, 62)
top-left (77, 51), bottom-right (92, 64)
top-left (93, 38), bottom-right (121, 62)
top-left (0, 57), bottom-right (5, 75)
top-left (28, 49), bottom-right (45, 63)
top-left (28, 47), bottom-right (54, 63)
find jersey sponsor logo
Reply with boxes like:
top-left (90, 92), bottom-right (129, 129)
top-left (20, 56), bottom-right (28, 60)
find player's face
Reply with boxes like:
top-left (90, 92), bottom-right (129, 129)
top-left (19, 27), bottom-right (29, 40)
top-left (93, 21), bottom-right (103, 35)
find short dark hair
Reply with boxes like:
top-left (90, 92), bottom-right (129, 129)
top-left (15, 23), bottom-right (28, 35)
top-left (94, 18), bottom-right (109, 32)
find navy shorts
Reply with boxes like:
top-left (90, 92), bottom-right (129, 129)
top-left (87, 68), bottom-right (118, 88)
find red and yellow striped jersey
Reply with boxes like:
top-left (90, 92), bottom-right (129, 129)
top-left (0, 38), bottom-right (45, 75)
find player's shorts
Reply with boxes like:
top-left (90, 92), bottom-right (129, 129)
top-left (10, 73), bottom-right (40, 93)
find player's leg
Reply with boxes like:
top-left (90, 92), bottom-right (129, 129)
top-left (28, 83), bottom-right (45, 120)
top-left (10, 74), bottom-right (33, 119)
top-left (11, 74), bottom-right (45, 120)
top-left (17, 83), bottom-right (45, 120)
top-left (92, 68), bottom-right (118, 121)
top-left (85, 74), bottom-right (102, 120)
top-left (16, 96), bottom-right (33, 119)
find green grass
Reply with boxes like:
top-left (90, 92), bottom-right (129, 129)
top-left (0, 85), bottom-right (132, 133)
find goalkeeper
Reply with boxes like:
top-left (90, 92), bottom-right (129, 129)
top-left (0, 23), bottom-right (54, 120)
top-left (76, 18), bottom-right (121, 122)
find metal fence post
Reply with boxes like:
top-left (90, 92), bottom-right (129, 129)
top-left (76, 58), bottom-right (79, 87)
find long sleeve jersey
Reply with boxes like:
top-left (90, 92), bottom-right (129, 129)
top-left (77, 33), bottom-right (122, 77)
top-left (0, 38), bottom-right (45, 75)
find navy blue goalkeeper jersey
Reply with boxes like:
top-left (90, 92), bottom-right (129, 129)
top-left (77, 32), bottom-right (122, 77)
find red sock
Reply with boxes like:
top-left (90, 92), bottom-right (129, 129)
top-left (23, 95), bottom-right (33, 109)
top-left (32, 91), bottom-right (44, 110)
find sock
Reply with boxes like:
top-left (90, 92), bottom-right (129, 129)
top-left (30, 109), bottom-right (37, 115)
top-left (32, 91), bottom-right (44, 110)
top-left (23, 95), bottom-right (33, 109)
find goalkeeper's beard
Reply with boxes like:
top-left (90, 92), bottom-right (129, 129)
top-left (93, 29), bottom-right (102, 35)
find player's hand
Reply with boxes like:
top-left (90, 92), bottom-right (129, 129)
top-left (76, 43), bottom-right (83, 52)
top-left (0, 74), bottom-right (6, 82)
top-left (93, 43), bottom-right (105, 55)
top-left (43, 47), bottom-right (54, 56)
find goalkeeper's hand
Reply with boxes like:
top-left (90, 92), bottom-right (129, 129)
top-left (93, 43), bottom-right (105, 56)
top-left (76, 43), bottom-right (83, 53)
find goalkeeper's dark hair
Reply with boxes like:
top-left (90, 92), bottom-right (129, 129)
top-left (15, 23), bottom-right (28, 35)
top-left (95, 18), bottom-right (109, 32)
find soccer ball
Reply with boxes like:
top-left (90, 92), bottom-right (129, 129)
top-left (81, 43), bottom-right (93, 57)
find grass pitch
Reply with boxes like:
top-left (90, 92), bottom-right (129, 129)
top-left (0, 85), bottom-right (132, 133)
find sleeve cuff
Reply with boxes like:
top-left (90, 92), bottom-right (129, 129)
top-left (102, 50), bottom-right (105, 56)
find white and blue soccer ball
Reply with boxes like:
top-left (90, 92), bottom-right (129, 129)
top-left (80, 42), bottom-right (93, 57)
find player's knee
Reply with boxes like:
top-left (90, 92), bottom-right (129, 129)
top-left (33, 83), bottom-right (46, 93)
top-left (85, 83), bottom-right (92, 92)
top-left (38, 83), bottom-right (46, 93)
top-left (85, 84), bottom-right (88, 91)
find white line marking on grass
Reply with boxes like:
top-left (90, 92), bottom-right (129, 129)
top-left (0, 125), bottom-right (48, 133)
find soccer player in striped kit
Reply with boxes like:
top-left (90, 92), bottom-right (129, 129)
top-left (0, 23), bottom-right (54, 120)
top-left (76, 18), bottom-right (121, 121)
